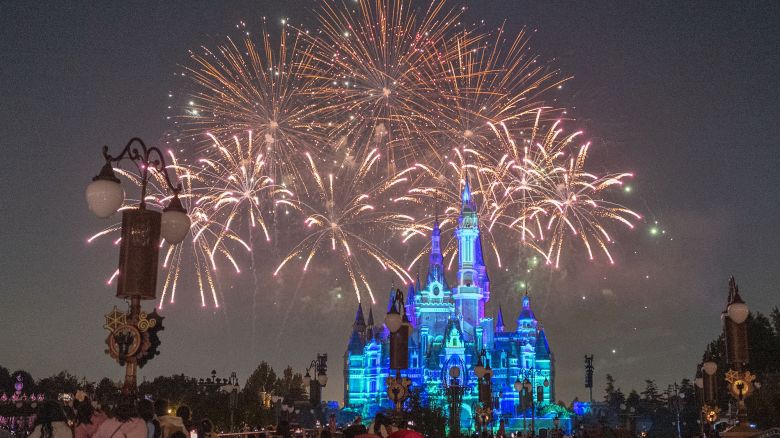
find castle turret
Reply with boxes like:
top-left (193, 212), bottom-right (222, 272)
top-left (406, 283), bottom-right (417, 328)
top-left (353, 302), bottom-right (366, 336)
top-left (453, 178), bottom-right (488, 335)
top-left (516, 292), bottom-right (538, 368)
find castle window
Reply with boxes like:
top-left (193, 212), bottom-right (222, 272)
top-left (369, 380), bottom-right (376, 393)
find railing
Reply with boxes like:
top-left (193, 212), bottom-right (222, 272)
top-left (217, 430), bottom-right (344, 438)
top-left (755, 428), bottom-right (780, 438)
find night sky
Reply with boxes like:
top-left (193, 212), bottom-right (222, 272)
top-left (1, 1), bottom-right (779, 404)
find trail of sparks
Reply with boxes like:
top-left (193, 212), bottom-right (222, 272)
top-left (274, 148), bottom-right (414, 303)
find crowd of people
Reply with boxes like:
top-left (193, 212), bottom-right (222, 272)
top-left (23, 397), bottom-right (215, 438)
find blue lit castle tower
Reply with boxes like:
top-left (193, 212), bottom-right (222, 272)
top-left (343, 182), bottom-right (570, 433)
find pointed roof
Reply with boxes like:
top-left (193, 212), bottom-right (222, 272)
top-left (432, 211), bottom-right (441, 236)
top-left (386, 287), bottom-right (397, 312)
top-left (535, 328), bottom-right (551, 360)
top-left (347, 331), bottom-right (365, 354)
top-left (407, 284), bottom-right (415, 305)
top-left (366, 307), bottom-right (374, 326)
top-left (353, 302), bottom-right (366, 328)
top-left (496, 305), bottom-right (505, 332)
top-left (517, 291), bottom-right (536, 321)
top-left (461, 176), bottom-right (476, 211)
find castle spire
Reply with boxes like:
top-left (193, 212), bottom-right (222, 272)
top-left (496, 304), bottom-right (505, 332)
top-left (353, 302), bottom-right (366, 330)
top-left (461, 175), bottom-right (475, 211)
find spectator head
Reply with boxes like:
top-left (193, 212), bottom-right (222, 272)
top-left (198, 418), bottom-right (213, 435)
top-left (137, 399), bottom-right (155, 422)
top-left (35, 401), bottom-right (66, 421)
top-left (74, 397), bottom-right (95, 425)
top-left (175, 405), bottom-right (191, 421)
top-left (153, 399), bottom-right (169, 417)
top-left (113, 398), bottom-right (138, 423)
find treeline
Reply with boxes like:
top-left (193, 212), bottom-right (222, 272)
top-left (0, 361), bottom-right (307, 430)
top-left (591, 307), bottom-right (780, 437)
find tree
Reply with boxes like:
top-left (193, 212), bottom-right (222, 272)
top-left (242, 362), bottom-right (278, 427)
top-left (274, 366), bottom-right (306, 402)
top-left (0, 366), bottom-right (12, 394)
top-left (640, 380), bottom-right (661, 414)
top-left (10, 370), bottom-right (35, 394)
top-left (138, 374), bottom-right (197, 406)
top-left (36, 371), bottom-right (81, 399)
top-left (406, 387), bottom-right (447, 438)
top-left (604, 374), bottom-right (616, 403)
top-left (770, 306), bottom-right (780, 337)
top-left (625, 390), bottom-right (640, 411)
top-left (95, 378), bottom-right (120, 407)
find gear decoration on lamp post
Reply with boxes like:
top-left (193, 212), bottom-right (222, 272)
top-left (724, 370), bottom-right (755, 402)
top-left (702, 405), bottom-right (720, 424)
top-left (103, 308), bottom-right (164, 369)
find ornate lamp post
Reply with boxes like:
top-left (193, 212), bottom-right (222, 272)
top-left (197, 370), bottom-right (240, 431)
top-left (514, 377), bottom-right (526, 436)
top-left (446, 366), bottom-right (466, 438)
top-left (303, 354), bottom-right (328, 406)
top-left (701, 353), bottom-right (720, 436)
top-left (385, 289), bottom-right (412, 417)
top-left (474, 350), bottom-right (493, 438)
top-left (721, 277), bottom-right (756, 436)
top-left (87, 138), bottom-right (190, 395)
top-left (223, 372), bottom-right (241, 432)
top-left (667, 382), bottom-right (685, 438)
top-left (516, 367), bottom-right (547, 438)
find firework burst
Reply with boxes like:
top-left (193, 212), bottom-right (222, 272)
top-left (198, 132), bottom-right (293, 243)
top-left (302, 0), bottom-right (475, 172)
top-left (274, 148), bottom-right (414, 303)
top-left (429, 25), bottom-right (567, 156)
top-left (87, 151), bottom-right (247, 308)
top-left (490, 114), bottom-right (641, 267)
top-left (183, 24), bottom-right (325, 190)
top-left (395, 146), bottom-right (514, 271)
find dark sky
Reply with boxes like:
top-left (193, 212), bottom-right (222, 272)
top-left (1, 0), bottom-right (779, 404)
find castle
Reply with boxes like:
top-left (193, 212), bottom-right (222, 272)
top-left (343, 181), bottom-right (570, 432)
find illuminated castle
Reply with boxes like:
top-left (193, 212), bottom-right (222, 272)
top-left (343, 181), bottom-right (569, 432)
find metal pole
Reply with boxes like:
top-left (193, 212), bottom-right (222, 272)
top-left (123, 296), bottom-right (141, 395)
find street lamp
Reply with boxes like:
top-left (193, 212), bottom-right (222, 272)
top-left (304, 354), bottom-right (328, 407)
top-left (474, 350), bottom-right (493, 438)
top-left (88, 138), bottom-right (190, 395)
top-left (516, 367), bottom-right (547, 438)
top-left (667, 382), bottom-right (685, 438)
top-left (385, 289), bottom-right (412, 417)
top-left (722, 277), bottom-right (755, 427)
top-left (197, 370), bottom-right (240, 431)
top-left (446, 366), bottom-right (466, 438)
top-left (700, 354), bottom-right (719, 437)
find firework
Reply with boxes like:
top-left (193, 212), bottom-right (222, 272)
top-left (302, 0), bottom-right (475, 171)
top-left (87, 151), bottom-right (247, 308)
top-left (274, 148), bottom-right (414, 303)
top-left (428, 25), bottom-right (566, 156)
top-left (198, 132), bottom-right (293, 243)
top-left (490, 114), bottom-right (641, 267)
top-left (395, 146), bottom-right (515, 271)
top-left (183, 24), bottom-right (325, 190)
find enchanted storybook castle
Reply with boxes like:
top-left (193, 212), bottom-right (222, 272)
top-left (343, 181), bottom-right (570, 432)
